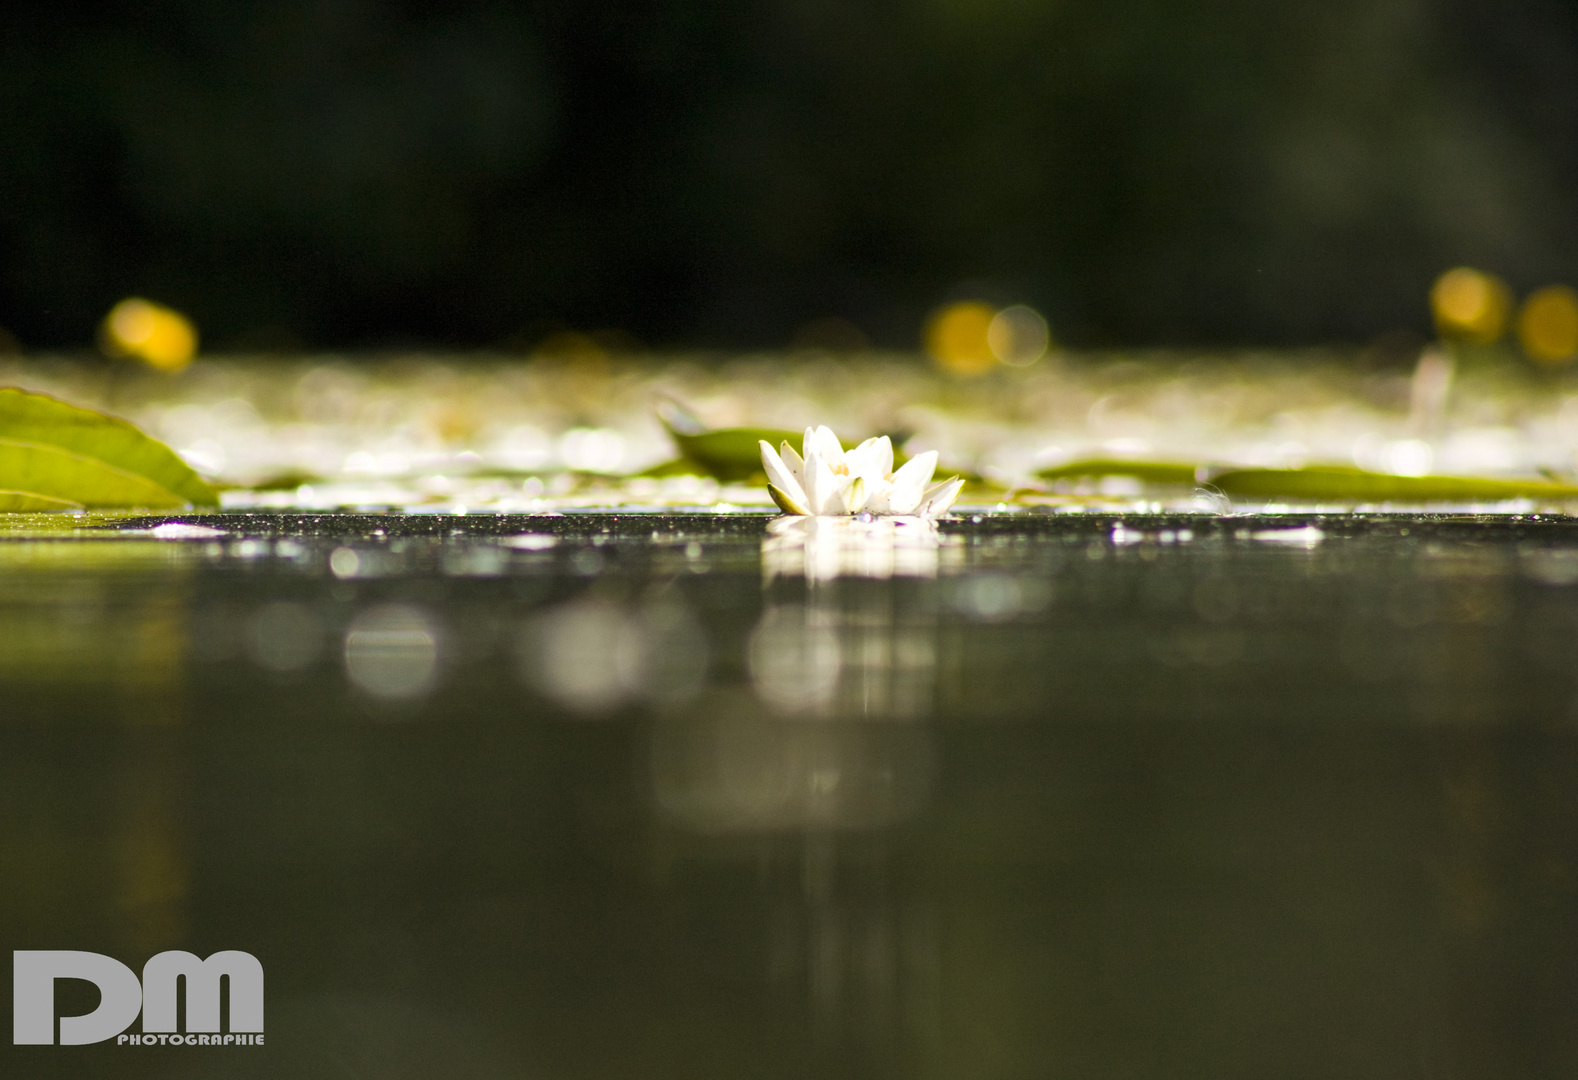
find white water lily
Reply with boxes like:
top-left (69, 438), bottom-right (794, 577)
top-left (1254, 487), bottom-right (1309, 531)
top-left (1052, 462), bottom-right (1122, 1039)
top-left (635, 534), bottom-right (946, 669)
top-left (760, 426), bottom-right (964, 518)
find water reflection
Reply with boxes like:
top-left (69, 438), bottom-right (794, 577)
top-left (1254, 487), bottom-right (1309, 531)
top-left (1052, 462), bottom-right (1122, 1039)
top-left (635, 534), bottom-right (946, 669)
top-left (652, 691), bottom-right (934, 833)
top-left (0, 551), bottom-right (190, 691)
top-left (651, 689), bottom-right (937, 1068)
top-left (749, 600), bottom-right (939, 721)
top-left (763, 515), bottom-right (954, 582)
top-left (518, 596), bottom-right (708, 715)
top-left (2, 515), bottom-right (1577, 1079)
top-left (947, 571), bottom-right (1052, 621)
top-left (754, 516), bottom-right (947, 722)
top-left (749, 606), bottom-right (843, 714)
top-left (247, 601), bottom-right (325, 674)
top-left (656, 524), bottom-right (953, 1066)
top-left (343, 604), bottom-right (440, 700)
top-left (112, 757), bottom-right (190, 954)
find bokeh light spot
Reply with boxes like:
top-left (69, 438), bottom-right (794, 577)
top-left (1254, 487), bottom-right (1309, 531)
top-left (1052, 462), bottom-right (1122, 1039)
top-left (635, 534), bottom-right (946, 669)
top-left (1386, 439), bottom-right (1434, 477)
top-left (925, 301), bottom-right (998, 375)
top-left (987, 304), bottom-right (1050, 366)
top-left (748, 605), bottom-right (842, 714)
top-left (329, 548), bottom-right (362, 579)
top-left (343, 605), bottom-right (439, 700)
top-left (1430, 268), bottom-right (1511, 343)
top-left (524, 600), bottom-right (632, 713)
top-left (247, 602), bottom-right (324, 674)
top-left (558, 427), bottom-right (626, 473)
top-left (519, 598), bottom-right (707, 715)
top-left (101, 298), bottom-right (198, 371)
top-left (1517, 285), bottom-right (1578, 365)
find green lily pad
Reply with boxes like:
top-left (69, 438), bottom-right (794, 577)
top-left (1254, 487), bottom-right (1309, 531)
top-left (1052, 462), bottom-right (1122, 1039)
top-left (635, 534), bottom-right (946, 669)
top-left (653, 399), bottom-right (989, 486)
top-left (1035, 457), bottom-right (1578, 502)
top-left (0, 389), bottom-right (218, 508)
top-left (1210, 466), bottom-right (1578, 502)
top-left (636, 456), bottom-right (709, 478)
top-left (237, 468), bottom-right (324, 492)
top-left (666, 427), bottom-right (803, 482)
top-left (1037, 459), bottom-right (1200, 485)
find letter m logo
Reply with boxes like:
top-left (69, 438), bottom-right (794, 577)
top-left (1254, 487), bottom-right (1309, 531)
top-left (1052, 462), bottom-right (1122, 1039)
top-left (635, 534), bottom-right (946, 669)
top-left (141, 951), bottom-right (264, 1034)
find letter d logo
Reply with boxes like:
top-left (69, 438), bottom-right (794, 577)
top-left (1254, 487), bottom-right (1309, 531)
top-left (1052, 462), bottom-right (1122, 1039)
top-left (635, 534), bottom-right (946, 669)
top-left (13, 951), bottom-right (143, 1045)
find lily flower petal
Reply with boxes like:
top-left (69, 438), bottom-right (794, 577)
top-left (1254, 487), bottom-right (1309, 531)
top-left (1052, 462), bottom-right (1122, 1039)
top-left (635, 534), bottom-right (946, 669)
top-left (760, 440), bottom-right (809, 510)
top-left (779, 441), bottom-right (808, 503)
top-left (804, 442), bottom-right (844, 515)
top-left (801, 438), bottom-right (824, 511)
top-left (846, 436), bottom-right (893, 491)
top-left (810, 425), bottom-right (846, 470)
top-left (779, 440), bottom-right (805, 481)
top-left (917, 476), bottom-right (964, 518)
top-left (886, 450), bottom-right (938, 514)
top-left (844, 475), bottom-right (869, 513)
top-left (864, 477), bottom-right (894, 514)
top-left (768, 482), bottom-right (811, 515)
top-left (846, 436), bottom-right (881, 472)
top-left (871, 436), bottom-right (894, 480)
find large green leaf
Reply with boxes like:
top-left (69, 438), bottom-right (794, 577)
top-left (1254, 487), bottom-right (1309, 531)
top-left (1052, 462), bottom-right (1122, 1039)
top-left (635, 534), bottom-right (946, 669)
top-left (0, 389), bottom-right (218, 508)
top-left (0, 490), bottom-right (84, 511)
top-left (0, 441), bottom-right (189, 508)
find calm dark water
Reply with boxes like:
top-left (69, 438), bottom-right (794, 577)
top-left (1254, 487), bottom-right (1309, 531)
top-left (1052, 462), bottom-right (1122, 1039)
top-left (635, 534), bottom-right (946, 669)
top-left (4, 511), bottom-right (1577, 1080)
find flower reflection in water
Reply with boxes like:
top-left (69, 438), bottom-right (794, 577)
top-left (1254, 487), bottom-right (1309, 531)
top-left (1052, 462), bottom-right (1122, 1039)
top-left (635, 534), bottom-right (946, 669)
top-left (749, 601), bottom-right (938, 721)
top-left (650, 690), bottom-right (937, 1061)
top-left (649, 515), bottom-right (952, 1062)
top-left (762, 514), bottom-right (955, 582)
top-left (756, 515), bottom-right (951, 720)
top-left (651, 691), bottom-right (934, 834)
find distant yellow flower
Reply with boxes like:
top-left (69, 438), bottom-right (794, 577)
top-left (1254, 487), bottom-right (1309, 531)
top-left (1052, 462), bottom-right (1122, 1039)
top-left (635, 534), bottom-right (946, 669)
top-left (101, 298), bottom-right (198, 372)
top-left (1517, 285), bottom-right (1578, 365)
top-left (760, 426), bottom-right (963, 518)
top-left (1430, 267), bottom-right (1511, 343)
top-left (926, 301), bottom-right (998, 375)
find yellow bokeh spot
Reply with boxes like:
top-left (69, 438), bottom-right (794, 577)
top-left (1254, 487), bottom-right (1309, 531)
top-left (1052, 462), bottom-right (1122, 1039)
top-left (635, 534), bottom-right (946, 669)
top-left (1430, 267), bottom-right (1511, 343)
top-left (925, 301), bottom-right (998, 375)
top-left (102, 298), bottom-right (198, 371)
top-left (1517, 285), bottom-right (1578, 365)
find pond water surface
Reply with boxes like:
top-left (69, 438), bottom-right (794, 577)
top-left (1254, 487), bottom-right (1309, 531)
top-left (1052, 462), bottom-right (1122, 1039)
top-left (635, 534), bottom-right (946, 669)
top-left (4, 511), bottom-right (1577, 1079)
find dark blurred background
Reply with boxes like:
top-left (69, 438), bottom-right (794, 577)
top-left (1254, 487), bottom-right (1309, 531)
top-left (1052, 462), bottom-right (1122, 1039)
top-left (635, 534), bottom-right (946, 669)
top-left (3, 0), bottom-right (1578, 352)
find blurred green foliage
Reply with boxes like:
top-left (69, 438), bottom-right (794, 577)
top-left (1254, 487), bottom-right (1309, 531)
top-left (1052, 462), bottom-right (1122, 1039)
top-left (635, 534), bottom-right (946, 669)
top-left (2, 1), bottom-right (1578, 351)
